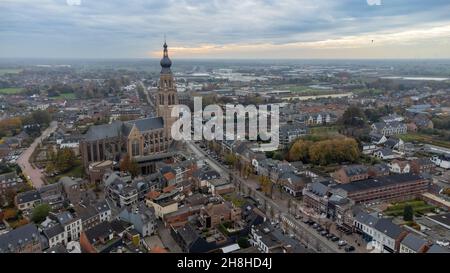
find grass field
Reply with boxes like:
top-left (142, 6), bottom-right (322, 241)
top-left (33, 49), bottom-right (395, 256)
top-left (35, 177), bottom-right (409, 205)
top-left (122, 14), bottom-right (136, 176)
top-left (384, 199), bottom-right (436, 217)
top-left (400, 133), bottom-right (450, 149)
top-left (46, 161), bottom-right (84, 184)
top-left (0, 68), bottom-right (22, 76)
top-left (51, 92), bottom-right (77, 100)
top-left (0, 87), bottom-right (24, 95)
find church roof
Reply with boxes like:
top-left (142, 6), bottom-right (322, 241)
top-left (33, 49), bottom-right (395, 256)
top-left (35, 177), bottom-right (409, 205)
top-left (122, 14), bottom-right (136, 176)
top-left (126, 117), bottom-right (164, 132)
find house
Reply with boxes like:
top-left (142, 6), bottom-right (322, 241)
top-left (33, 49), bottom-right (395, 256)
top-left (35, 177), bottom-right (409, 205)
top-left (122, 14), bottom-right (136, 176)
top-left (0, 171), bottom-right (23, 194)
top-left (368, 163), bottom-right (390, 178)
top-left (361, 142), bottom-right (377, 155)
top-left (249, 221), bottom-right (308, 253)
top-left (373, 148), bottom-right (396, 160)
top-left (118, 204), bottom-right (156, 237)
top-left (332, 165), bottom-right (369, 184)
top-left (49, 211), bottom-right (83, 243)
top-left (192, 168), bottom-right (221, 189)
top-left (372, 219), bottom-right (408, 253)
top-left (199, 202), bottom-right (242, 229)
top-left (369, 132), bottom-right (387, 145)
top-left (39, 182), bottom-right (65, 210)
top-left (399, 233), bottom-right (429, 253)
top-left (371, 121), bottom-right (407, 136)
top-left (145, 189), bottom-right (180, 219)
top-left (60, 176), bottom-right (83, 205)
top-left (410, 158), bottom-right (435, 174)
top-left (413, 115), bottom-right (433, 129)
top-left (426, 244), bottom-right (450, 253)
top-left (171, 223), bottom-right (232, 253)
top-left (74, 200), bottom-right (111, 230)
top-left (381, 114), bottom-right (404, 123)
top-left (15, 190), bottom-right (42, 213)
top-left (105, 172), bottom-right (155, 208)
top-left (353, 211), bottom-right (379, 242)
top-left (431, 155), bottom-right (450, 169)
top-left (280, 173), bottom-right (311, 197)
top-left (43, 223), bottom-right (66, 248)
top-left (0, 223), bottom-right (42, 253)
top-left (206, 178), bottom-right (234, 196)
top-left (388, 160), bottom-right (410, 174)
top-left (80, 221), bottom-right (122, 253)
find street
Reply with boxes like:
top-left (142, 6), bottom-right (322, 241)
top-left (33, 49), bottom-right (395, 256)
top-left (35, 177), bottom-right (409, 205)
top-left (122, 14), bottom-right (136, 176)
top-left (185, 140), bottom-right (348, 253)
top-left (17, 121), bottom-right (58, 189)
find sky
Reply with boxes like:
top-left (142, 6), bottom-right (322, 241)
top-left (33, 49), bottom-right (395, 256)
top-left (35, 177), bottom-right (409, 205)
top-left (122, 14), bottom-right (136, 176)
top-left (1, 0), bottom-right (450, 59)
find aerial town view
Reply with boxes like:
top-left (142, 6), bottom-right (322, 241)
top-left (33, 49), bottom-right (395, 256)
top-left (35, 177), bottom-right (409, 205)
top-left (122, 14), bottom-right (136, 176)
top-left (0, 0), bottom-right (449, 262)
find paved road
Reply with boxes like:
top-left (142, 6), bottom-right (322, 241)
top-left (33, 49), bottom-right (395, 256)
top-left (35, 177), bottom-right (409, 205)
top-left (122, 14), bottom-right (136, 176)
top-left (186, 141), bottom-right (343, 253)
top-left (17, 121), bottom-right (58, 189)
top-left (185, 140), bottom-right (229, 179)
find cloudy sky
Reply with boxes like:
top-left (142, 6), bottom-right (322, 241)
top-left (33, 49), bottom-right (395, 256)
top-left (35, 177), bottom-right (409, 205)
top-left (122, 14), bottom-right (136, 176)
top-left (1, 0), bottom-right (450, 59)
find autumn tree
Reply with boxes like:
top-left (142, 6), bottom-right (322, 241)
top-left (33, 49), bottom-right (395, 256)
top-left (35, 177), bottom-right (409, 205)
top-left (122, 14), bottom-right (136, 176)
top-left (120, 154), bottom-right (139, 177)
top-left (340, 105), bottom-right (367, 128)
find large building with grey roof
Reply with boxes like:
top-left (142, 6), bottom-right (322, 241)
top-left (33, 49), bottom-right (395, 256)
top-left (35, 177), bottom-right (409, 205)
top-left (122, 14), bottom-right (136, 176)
top-left (80, 43), bottom-right (179, 175)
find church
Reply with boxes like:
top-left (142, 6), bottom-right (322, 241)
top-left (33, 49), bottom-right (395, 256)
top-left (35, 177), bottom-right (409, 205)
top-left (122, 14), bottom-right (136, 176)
top-left (80, 42), bottom-right (179, 175)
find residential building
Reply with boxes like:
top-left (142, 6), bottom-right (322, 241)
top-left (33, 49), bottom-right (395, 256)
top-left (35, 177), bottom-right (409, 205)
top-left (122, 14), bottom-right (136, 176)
top-left (372, 218), bottom-right (408, 253)
top-left (118, 204), bottom-right (156, 237)
top-left (0, 223), bottom-right (42, 253)
top-left (399, 233), bottom-right (429, 253)
top-left (331, 174), bottom-right (430, 204)
top-left (332, 165), bottom-right (369, 184)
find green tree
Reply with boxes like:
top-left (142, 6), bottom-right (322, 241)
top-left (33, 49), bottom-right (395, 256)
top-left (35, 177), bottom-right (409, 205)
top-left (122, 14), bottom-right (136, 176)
top-left (341, 105), bottom-right (367, 128)
top-left (237, 237), bottom-right (250, 248)
top-left (31, 204), bottom-right (51, 223)
top-left (403, 205), bottom-right (414, 222)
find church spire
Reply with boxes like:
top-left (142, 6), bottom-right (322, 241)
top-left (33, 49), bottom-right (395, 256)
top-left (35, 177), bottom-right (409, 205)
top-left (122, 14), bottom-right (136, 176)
top-left (160, 40), bottom-right (172, 73)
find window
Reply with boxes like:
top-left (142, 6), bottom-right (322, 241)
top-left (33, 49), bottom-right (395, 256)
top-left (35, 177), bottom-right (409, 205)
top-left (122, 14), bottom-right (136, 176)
top-left (132, 140), bottom-right (140, 156)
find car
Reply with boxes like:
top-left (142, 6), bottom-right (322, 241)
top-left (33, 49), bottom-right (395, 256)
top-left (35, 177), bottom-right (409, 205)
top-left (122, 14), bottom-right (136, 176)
top-left (331, 236), bottom-right (339, 242)
top-left (308, 221), bottom-right (315, 226)
top-left (326, 233), bottom-right (334, 239)
top-left (312, 223), bottom-right (319, 229)
top-left (345, 245), bottom-right (355, 252)
top-left (338, 240), bottom-right (347, 247)
top-left (320, 230), bottom-right (328, 236)
top-left (295, 215), bottom-right (302, 219)
top-left (316, 227), bottom-right (324, 232)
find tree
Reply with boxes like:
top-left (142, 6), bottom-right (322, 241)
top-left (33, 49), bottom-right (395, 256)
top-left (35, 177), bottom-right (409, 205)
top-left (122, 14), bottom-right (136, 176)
top-left (120, 154), bottom-right (139, 177)
top-left (403, 205), bottom-right (414, 222)
top-left (340, 105), bottom-right (367, 128)
top-left (31, 204), bottom-right (51, 223)
top-left (55, 148), bottom-right (76, 172)
top-left (237, 237), bottom-right (250, 248)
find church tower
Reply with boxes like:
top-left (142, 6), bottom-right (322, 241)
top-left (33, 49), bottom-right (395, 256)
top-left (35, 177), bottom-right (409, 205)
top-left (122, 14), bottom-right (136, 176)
top-left (157, 41), bottom-right (179, 139)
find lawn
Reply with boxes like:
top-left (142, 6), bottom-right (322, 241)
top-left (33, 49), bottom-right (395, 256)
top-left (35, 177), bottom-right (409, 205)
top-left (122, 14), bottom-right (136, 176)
top-left (51, 92), bottom-right (77, 100)
top-left (0, 87), bottom-right (24, 95)
top-left (45, 161), bottom-right (85, 184)
top-left (399, 133), bottom-right (450, 149)
top-left (384, 199), bottom-right (437, 217)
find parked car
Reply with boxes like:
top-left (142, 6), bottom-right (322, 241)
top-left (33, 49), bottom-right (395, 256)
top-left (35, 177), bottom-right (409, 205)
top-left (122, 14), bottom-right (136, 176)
top-left (331, 236), bottom-right (340, 242)
top-left (338, 240), bottom-right (347, 247)
top-left (320, 230), bottom-right (328, 236)
top-left (316, 227), bottom-right (324, 232)
top-left (312, 223), bottom-right (319, 229)
top-left (345, 245), bottom-right (355, 252)
top-left (326, 233), bottom-right (334, 239)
